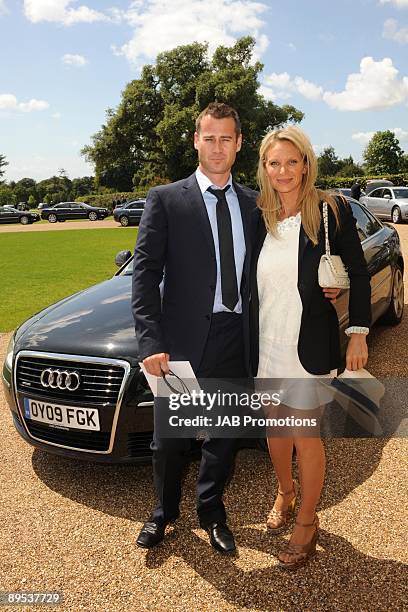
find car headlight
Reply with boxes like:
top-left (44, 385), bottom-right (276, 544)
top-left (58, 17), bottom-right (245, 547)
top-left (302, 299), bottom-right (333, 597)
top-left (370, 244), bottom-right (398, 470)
top-left (5, 334), bottom-right (15, 371)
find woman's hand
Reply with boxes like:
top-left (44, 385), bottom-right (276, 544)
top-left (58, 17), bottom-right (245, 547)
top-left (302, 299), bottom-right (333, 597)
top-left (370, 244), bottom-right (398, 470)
top-left (346, 334), bottom-right (368, 370)
top-left (323, 287), bottom-right (341, 304)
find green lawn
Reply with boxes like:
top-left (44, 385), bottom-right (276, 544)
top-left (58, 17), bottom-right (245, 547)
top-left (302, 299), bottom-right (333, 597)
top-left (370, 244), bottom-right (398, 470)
top-left (1, 227), bottom-right (137, 332)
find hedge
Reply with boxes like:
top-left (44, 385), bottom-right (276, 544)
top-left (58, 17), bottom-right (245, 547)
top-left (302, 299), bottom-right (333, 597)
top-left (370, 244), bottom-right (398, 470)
top-left (76, 172), bottom-right (408, 209)
top-left (317, 172), bottom-right (408, 189)
top-left (76, 189), bottom-right (147, 211)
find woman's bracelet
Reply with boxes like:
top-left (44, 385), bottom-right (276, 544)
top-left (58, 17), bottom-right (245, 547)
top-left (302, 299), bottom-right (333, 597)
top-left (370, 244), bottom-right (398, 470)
top-left (345, 326), bottom-right (369, 336)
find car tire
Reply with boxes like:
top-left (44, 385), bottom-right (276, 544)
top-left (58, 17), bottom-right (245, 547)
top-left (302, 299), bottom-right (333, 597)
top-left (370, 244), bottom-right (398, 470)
top-left (391, 206), bottom-right (402, 224)
top-left (48, 213), bottom-right (57, 223)
top-left (380, 266), bottom-right (404, 325)
top-left (20, 216), bottom-right (29, 225)
top-left (120, 215), bottom-right (129, 227)
top-left (88, 211), bottom-right (98, 221)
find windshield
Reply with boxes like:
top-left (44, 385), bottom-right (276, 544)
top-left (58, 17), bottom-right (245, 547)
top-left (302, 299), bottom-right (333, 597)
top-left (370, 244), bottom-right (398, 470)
top-left (393, 188), bottom-right (408, 199)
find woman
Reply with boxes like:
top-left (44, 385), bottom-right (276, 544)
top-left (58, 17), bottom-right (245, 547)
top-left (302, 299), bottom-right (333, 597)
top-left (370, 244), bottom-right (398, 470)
top-left (250, 126), bottom-right (371, 569)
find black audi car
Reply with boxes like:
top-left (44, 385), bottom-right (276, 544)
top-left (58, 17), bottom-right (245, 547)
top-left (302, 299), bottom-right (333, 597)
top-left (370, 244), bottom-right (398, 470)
top-left (113, 200), bottom-right (146, 226)
top-left (2, 200), bottom-right (404, 463)
top-left (0, 206), bottom-right (40, 225)
top-left (41, 202), bottom-right (109, 223)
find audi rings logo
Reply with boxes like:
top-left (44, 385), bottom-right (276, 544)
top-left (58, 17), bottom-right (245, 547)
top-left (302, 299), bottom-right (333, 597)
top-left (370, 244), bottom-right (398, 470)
top-left (40, 369), bottom-right (81, 391)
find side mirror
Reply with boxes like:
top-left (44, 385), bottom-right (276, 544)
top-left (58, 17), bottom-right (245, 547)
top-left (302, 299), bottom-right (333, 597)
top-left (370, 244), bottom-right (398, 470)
top-left (115, 250), bottom-right (132, 267)
top-left (383, 194), bottom-right (391, 200)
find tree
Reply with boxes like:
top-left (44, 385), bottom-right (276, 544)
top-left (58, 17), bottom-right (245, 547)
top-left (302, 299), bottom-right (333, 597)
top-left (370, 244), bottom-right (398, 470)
top-left (82, 37), bottom-right (303, 189)
top-left (0, 184), bottom-right (15, 206)
top-left (399, 153), bottom-right (408, 172)
top-left (363, 130), bottom-right (403, 174)
top-left (336, 156), bottom-right (364, 177)
top-left (0, 154), bottom-right (8, 182)
top-left (317, 147), bottom-right (340, 177)
top-left (36, 176), bottom-right (73, 204)
top-left (28, 194), bottom-right (36, 208)
top-left (71, 176), bottom-right (95, 198)
top-left (12, 178), bottom-right (37, 204)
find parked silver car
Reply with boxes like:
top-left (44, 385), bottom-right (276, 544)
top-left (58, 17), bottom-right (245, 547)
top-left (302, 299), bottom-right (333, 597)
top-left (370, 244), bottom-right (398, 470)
top-left (360, 186), bottom-right (408, 224)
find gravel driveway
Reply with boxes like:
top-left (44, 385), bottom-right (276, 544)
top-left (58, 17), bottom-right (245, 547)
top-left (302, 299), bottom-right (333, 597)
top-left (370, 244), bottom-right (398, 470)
top-left (0, 219), bottom-right (121, 233)
top-left (1, 226), bottom-right (407, 611)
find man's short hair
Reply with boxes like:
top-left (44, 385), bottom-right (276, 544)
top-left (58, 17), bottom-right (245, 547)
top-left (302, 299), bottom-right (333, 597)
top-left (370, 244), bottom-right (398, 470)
top-left (195, 102), bottom-right (241, 136)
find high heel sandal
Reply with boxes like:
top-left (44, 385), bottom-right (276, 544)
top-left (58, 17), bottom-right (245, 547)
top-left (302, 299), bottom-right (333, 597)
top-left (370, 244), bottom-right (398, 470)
top-left (266, 481), bottom-right (298, 532)
top-left (278, 514), bottom-right (319, 570)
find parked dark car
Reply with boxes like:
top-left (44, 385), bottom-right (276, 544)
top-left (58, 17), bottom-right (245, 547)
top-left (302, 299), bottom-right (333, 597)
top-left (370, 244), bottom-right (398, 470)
top-left (41, 202), bottom-right (109, 223)
top-left (333, 188), bottom-right (366, 199)
top-left (113, 200), bottom-right (146, 226)
top-left (0, 207), bottom-right (40, 225)
top-left (360, 186), bottom-right (408, 224)
top-left (2, 200), bottom-right (404, 463)
top-left (365, 179), bottom-right (394, 195)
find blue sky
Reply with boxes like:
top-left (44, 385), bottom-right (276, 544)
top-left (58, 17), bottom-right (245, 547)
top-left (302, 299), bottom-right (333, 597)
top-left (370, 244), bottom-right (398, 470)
top-left (1, 0), bottom-right (407, 182)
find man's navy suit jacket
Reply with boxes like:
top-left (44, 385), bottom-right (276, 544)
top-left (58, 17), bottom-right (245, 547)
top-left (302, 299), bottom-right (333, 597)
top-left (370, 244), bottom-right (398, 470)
top-left (132, 172), bottom-right (259, 374)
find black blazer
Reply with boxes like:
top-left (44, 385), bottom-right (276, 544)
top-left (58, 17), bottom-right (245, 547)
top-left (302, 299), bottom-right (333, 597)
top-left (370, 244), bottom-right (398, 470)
top-left (132, 172), bottom-right (259, 373)
top-left (250, 200), bottom-right (371, 376)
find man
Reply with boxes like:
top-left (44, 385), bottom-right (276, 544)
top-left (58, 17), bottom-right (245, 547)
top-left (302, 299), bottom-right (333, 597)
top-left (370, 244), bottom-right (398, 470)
top-left (132, 102), bottom-right (259, 553)
top-left (350, 180), bottom-right (362, 201)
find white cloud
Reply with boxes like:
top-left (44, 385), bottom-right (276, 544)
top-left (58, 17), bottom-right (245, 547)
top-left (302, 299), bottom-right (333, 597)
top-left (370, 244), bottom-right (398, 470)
top-left (323, 57), bottom-right (408, 111)
top-left (380, 0), bottom-right (408, 7)
top-left (114, 0), bottom-right (269, 65)
top-left (352, 131), bottom-right (375, 145)
top-left (352, 128), bottom-right (408, 144)
top-left (62, 53), bottom-right (88, 66)
top-left (392, 127), bottom-right (408, 142)
top-left (261, 72), bottom-right (323, 101)
top-left (19, 99), bottom-right (49, 112)
top-left (24, 0), bottom-right (108, 26)
top-left (52, 112), bottom-right (62, 119)
top-left (0, 1), bottom-right (8, 15)
top-left (383, 18), bottom-right (408, 44)
top-left (261, 57), bottom-right (408, 111)
top-left (4, 153), bottom-right (93, 182)
top-left (0, 93), bottom-right (49, 112)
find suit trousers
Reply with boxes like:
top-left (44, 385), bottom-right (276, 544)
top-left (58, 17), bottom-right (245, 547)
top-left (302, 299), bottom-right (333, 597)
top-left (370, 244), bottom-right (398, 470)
top-left (151, 312), bottom-right (246, 525)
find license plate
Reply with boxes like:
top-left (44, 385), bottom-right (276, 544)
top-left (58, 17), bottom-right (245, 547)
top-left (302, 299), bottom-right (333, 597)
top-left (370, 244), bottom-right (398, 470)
top-left (23, 398), bottom-right (100, 431)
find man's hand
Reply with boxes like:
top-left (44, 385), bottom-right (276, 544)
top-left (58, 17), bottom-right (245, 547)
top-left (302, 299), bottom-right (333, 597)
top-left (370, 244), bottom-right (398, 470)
top-left (143, 353), bottom-right (170, 376)
top-left (346, 334), bottom-right (368, 371)
top-left (323, 287), bottom-right (341, 304)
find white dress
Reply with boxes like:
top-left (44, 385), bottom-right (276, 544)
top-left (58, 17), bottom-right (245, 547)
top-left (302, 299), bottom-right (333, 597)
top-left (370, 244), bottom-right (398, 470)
top-left (256, 213), bottom-right (334, 410)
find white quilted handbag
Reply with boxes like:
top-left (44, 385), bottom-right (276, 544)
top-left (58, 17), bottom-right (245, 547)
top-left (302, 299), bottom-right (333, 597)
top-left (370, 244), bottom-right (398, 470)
top-left (318, 202), bottom-right (350, 289)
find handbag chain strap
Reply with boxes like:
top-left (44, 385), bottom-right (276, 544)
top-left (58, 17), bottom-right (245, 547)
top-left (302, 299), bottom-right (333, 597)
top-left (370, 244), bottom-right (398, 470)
top-left (322, 202), bottom-right (331, 256)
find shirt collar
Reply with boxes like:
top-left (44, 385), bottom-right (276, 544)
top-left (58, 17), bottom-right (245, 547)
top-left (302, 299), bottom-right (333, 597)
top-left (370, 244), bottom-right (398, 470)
top-left (195, 167), bottom-right (234, 195)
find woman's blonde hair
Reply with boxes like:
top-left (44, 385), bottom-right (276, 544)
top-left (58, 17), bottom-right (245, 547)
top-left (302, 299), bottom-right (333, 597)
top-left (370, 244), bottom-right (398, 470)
top-left (257, 125), bottom-right (339, 245)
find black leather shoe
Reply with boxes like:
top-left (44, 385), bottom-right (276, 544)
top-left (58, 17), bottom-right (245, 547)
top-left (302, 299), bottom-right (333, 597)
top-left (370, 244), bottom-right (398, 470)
top-left (204, 522), bottom-right (236, 554)
top-left (136, 520), bottom-right (167, 548)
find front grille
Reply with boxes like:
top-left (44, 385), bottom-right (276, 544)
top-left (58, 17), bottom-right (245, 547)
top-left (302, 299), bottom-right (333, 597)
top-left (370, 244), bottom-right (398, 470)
top-left (14, 352), bottom-right (130, 454)
top-left (26, 421), bottom-right (110, 451)
top-left (16, 356), bottom-right (125, 406)
top-left (127, 432), bottom-right (153, 457)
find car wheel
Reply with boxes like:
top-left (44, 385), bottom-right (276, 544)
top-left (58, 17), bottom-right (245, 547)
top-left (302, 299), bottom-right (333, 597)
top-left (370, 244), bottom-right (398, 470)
top-left (88, 211), bottom-right (98, 221)
top-left (391, 206), bottom-right (402, 224)
top-left (48, 213), bottom-right (57, 223)
top-left (20, 216), bottom-right (29, 225)
top-left (120, 215), bottom-right (129, 227)
top-left (381, 266), bottom-right (404, 325)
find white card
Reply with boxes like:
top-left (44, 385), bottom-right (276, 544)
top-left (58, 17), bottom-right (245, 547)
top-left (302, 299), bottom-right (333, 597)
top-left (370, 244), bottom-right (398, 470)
top-left (139, 360), bottom-right (201, 397)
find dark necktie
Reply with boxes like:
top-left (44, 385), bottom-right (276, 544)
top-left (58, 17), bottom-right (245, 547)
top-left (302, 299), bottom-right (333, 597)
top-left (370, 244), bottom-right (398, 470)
top-left (207, 185), bottom-right (239, 311)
